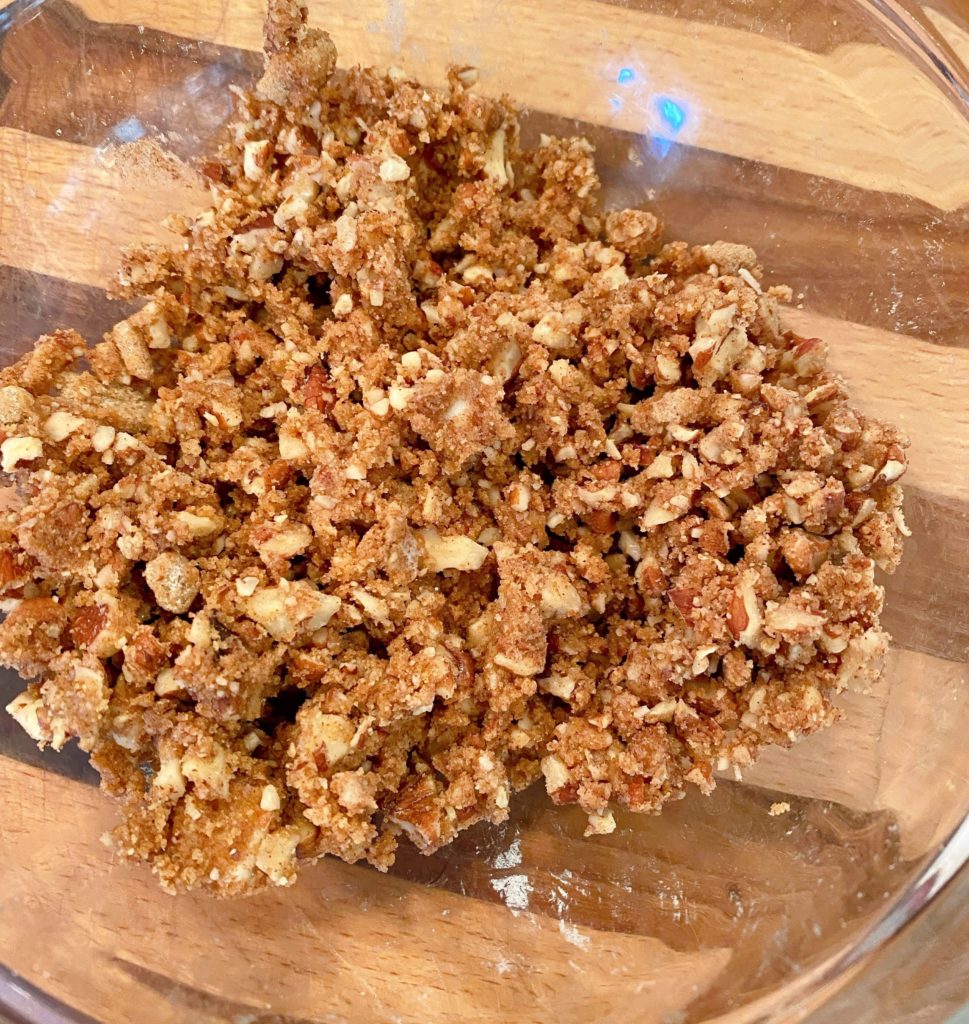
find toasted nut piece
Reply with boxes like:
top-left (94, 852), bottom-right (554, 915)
top-left (274, 176), bottom-right (320, 226)
top-left (153, 745), bottom-right (185, 797)
top-left (175, 511), bottom-right (222, 539)
top-left (243, 139), bottom-right (273, 181)
top-left (257, 522), bottom-right (313, 560)
top-left (332, 293), bottom-right (353, 316)
top-left (584, 810), bottom-right (616, 836)
top-left (379, 155), bottom-right (411, 182)
top-left (351, 587), bottom-right (391, 625)
top-left (482, 127), bottom-right (509, 187)
top-left (641, 498), bottom-right (682, 529)
top-left (1, 436), bottom-right (42, 472)
top-left (6, 690), bottom-right (46, 743)
top-left (728, 576), bottom-right (763, 647)
top-left (540, 576), bottom-right (583, 617)
top-left (532, 312), bottom-right (572, 350)
top-left (154, 668), bottom-right (183, 697)
top-left (645, 452), bottom-right (675, 479)
top-left (145, 552), bottom-right (201, 614)
top-left (419, 529), bottom-right (489, 572)
top-left (876, 459), bottom-right (905, 484)
top-left (301, 709), bottom-right (356, 771)
top-left (260, 784), bottom-right (282, 811)
top-left (765, 602), bottom-right (825, 637)
top-left (493, 650), bottom-right (545, 677)
top-left (43, 411), bottom-right (85, 442)
top-left (182, 744), bottom-right (230, 800)
top-left (92, 425), bottom-right (117, 452)
top-left (0, 386), bottom-right (33, 425)
top-left (541, 754), bottom-right (571, 793)
top-left (634, 698), bottom-right (678, 723)
top-left (454, 65), bottom-right (479, 87)
top-left (278, 424), bottom-right (309, 460)
top-left (244, 579), bottom-right (341, 640)
top-left (110, 319), bottom-right (154, 380)
top-left (255, 827), bottom-right (303, 886)
top-left (538, 674), bottom-right (576, 700)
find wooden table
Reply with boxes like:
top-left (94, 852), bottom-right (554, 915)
top-left (0, 1), bottom-right (968, 1022)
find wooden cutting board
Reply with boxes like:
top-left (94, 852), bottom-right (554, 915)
top-left (0, 2), bottom-right (968, 1023)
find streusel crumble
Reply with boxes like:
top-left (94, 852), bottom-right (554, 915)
top-left (0, 0), bottom-right (908, 895)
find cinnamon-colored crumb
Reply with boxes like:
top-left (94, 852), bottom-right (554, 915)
top-left (0, 0), bottom-right (908, 896)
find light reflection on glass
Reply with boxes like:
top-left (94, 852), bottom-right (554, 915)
top-left (659, 97), bottom-right (686, 132)
top-left (111, 116), bottom-right (146, 144)
top-left (651, 95), bottom-right (687, 160)
top-left (602, 61), bottom-right (692, 165)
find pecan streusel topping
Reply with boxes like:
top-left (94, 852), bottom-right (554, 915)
top-left (0, 0), bottom-right (908, 895)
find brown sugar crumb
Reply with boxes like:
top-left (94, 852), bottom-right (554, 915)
top-left (0, 0), bottom-right (908, 896)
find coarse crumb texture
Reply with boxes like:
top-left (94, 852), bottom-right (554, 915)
top-left (0, 0), bottom-right (909, 896)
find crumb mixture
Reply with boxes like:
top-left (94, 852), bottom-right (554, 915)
top-left (0, 0), bottom-right (908, 895)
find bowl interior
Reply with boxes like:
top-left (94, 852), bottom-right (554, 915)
top-left (1, 1), bottom-right (968, 1022)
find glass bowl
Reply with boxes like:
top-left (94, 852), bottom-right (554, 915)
top-left (1, 0), bottom-right (968, 1021)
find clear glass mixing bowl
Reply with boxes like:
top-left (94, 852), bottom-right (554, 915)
top-left (1, 0), bottom-right (968, 1021)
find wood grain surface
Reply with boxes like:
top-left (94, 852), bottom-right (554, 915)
top-left (0, 754), bottom-right (903, 1024)
top-left (5, 0), bottom-right (969, 213)
top-left (4, 0), bottom-right (969, 346)
top-left (0, 1), bottom-right (967, 1023)
top-left (54, 0), bottom-right (969, 210)
top-left (0, 758), bottom-right (740, 1024)
top-left (0, 646), bottom-right (963, 1023)
top-left (0, 128), bottom-right (202, 288)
